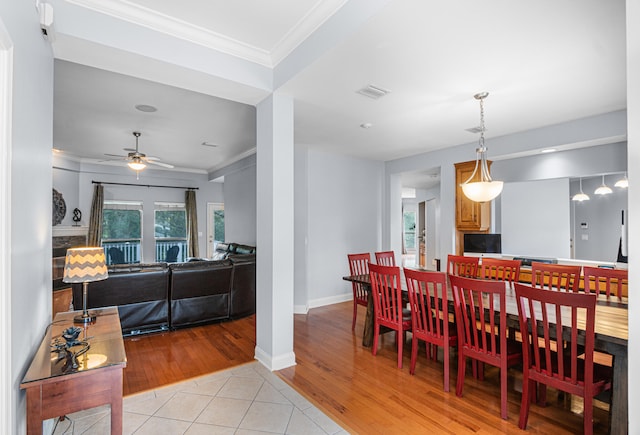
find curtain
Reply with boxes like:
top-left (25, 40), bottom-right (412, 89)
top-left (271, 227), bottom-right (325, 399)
top-left (87, 183), bottom-right (104, 247)
top-left (185, 189), bottom-right (199, 258)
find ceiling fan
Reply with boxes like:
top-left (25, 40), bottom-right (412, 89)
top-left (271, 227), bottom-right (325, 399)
top-left (104, 131), bottom-right (174, 171)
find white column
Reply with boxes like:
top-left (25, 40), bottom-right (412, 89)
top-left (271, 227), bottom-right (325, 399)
top-left (255, 93), bottom-right (296, 370)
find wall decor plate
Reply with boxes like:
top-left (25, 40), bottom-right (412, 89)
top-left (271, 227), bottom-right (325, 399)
top-left (52, 188), bottom-right (66, 225)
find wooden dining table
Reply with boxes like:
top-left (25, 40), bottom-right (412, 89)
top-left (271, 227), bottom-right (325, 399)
top-left (342, 271), bottom-right (629, 434)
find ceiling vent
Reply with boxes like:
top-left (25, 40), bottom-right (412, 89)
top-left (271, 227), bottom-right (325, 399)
top-left (356, 85), bottom-right (390, 100)
top-left (465, 126), bottom-right (485, 134)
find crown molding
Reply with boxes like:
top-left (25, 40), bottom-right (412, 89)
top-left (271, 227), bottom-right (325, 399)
top-left (67, 0), bottom-right (272, 66)
top-left (270, 0), bottom-right (348, 65)
top-left (66, 0), bottom-right (347, 68)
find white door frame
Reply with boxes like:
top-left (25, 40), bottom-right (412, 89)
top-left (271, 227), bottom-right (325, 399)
top-left (0, 17), bottom-right (13, 435)
top-left (206, 202), bottom-right (224, 257)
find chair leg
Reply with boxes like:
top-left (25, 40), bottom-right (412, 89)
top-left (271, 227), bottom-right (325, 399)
top-left (583, 394), bottom-right (593, 435)
top-left (372, 323), bottom-right (380, 356)
top-left (410, 336), bottom-right (419, 375)
top-left (397, 329), bottom-right (403, 369)
top-left (456, 353), bottom-right (465, 397)
top-left (500, 365), bottom-right (507, 420)
top-left (443, 344), bottom-right (450, 392)
top-left (519, 377), bottom-right (532, 430)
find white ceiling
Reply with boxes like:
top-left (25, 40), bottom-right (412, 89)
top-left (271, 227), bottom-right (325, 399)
top-left (51, 0), bottom-right (627, 182)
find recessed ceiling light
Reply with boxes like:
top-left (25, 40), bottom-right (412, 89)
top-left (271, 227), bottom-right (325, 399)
top-left (52, 148), bottom-right (62, 153)
top-left (540, 148), bottom-right (557, 153)
top-left (135, 104), bottom-right (157, 113)
top-left (360, 122), bottom-right (373, 129)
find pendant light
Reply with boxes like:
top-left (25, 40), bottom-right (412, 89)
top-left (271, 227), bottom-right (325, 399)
top-left (572, 178), bottom-right (590, 202)
top-left (615, 172), bottom-right (628, 188)
top-left (460, 92), bottom-right (503, 202)
top-left (594, 175), bottom-right (612, 195)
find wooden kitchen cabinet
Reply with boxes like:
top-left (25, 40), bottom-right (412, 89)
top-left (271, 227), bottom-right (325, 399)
top-left (454, 160), bottom-right (491, 231)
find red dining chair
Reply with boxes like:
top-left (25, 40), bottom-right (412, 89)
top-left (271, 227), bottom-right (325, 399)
top-left (531, 262), bottom-right (581, 292)
top-left (514, 283), bottom-right (612, 434)
top-left (447, 254), bottom-right (479, 278)
top-left (404, 268), bottom-right (457, 391)
top-left (583, 266), bottom-right (627, 300)
top-left (449, 275), bottom-right (522, 420)
top-left (347, 253), bottom-right (371, 330)
top-left (375, 250), bottom-right (396, 266)
top-left (480, 258), bottom-right (521, 283)
top-left (369, 263), bottom-right (412, 369)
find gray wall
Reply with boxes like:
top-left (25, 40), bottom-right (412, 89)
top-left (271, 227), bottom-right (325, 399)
top-left (1, 3), bottom-right (54, 433)
top-left (305, 149), bottom-right (384, 307)
top-left (570, 176), bottom-right (627, 262)
top-left (224, 163), bottom-right (257, 245)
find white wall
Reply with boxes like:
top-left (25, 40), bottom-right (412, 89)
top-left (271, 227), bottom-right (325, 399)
top-left (501, 178), bottom-right (570, 258)
top-left (305, 149), bottom-right (383, 307)
top-left (0, 3), bottom-right (54, 433)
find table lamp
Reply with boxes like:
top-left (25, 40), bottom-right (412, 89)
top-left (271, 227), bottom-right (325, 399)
top-left (62, 247), bottom-right (108, 324)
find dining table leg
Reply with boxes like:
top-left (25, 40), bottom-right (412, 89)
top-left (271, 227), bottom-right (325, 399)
top-left (607, 343), bottom-right (627, 435)
top-left (362, 293), bottom-right (374, 347)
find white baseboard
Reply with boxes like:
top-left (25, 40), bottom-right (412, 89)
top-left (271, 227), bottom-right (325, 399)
top-left (293, 304), bottom-right (309, 314)
top-left (254, 346), bottom-right (296, 371)
top-left (308, 292), bottom-right (352, 309)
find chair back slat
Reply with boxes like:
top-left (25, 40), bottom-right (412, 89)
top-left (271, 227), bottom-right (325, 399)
top-left (583, 266), bottom-right (627, 300)
top-left (531, 262), bottom-right (581, 292)
top-left (369, 263), bottom-right (404, 328)
top-left (449, 275), bottom-right (507, 362)
top-left (480, 258), bottom-right (521, 283)
top-left (514, 283), bottom-right (597, 387)
top-left (348, 253), bottom-right (371, 302)
top-left (447, 254), bottom-right (479, 278)
top-left (375, 251), bottom-right (396, 266)
top-left (404, 269), bottom-right (448, 339)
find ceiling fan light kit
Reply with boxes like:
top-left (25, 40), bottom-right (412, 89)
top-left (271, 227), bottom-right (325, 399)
top-left (460, 92), bottom-right (504, 203)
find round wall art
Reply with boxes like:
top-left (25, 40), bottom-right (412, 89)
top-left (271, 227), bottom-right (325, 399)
top-left (52, 188), bottom-right (66, 225)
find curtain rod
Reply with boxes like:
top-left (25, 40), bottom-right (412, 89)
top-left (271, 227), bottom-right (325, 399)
top-left (92, 180), bottom-right (198, 190)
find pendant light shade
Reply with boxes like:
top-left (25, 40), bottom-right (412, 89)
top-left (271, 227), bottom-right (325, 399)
top-left (572, 178), bottom-right (590, 202)
top-left (594, 175), bottom-right (612, 195)
top-left (615, 172), bottom-right (628, 188)
top-left (460, 92), bottom-right (503, 203)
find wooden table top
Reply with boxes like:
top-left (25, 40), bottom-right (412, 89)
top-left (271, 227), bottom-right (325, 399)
top-left (21, 307), bottom-right (127, 386)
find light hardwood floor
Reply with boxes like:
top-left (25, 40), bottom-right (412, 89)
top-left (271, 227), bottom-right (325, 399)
top-left (119, 301), bottom-right (609, 434)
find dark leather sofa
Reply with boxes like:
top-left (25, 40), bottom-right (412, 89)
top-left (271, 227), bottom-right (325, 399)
top-left (72, 245), bottom-right (256, 336)
top-left (169, 259), bottom-right (234, 328)
top-left (72, 263), bottom-right (170, 336)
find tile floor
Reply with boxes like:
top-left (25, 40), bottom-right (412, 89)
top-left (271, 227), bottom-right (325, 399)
top-left (52, 362), bottom-right (347, 435)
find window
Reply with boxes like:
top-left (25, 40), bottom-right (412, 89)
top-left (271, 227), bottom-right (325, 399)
top-left (155, 202), bottom-right (187, 262)
top-left (102, 201), bottom-right (142, 265)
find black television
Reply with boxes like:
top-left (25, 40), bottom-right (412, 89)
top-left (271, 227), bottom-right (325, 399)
top-left (463, 233), bottom-right (502, 254)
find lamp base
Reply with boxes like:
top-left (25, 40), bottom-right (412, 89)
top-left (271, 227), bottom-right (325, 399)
top-left (73, 312), bottom-right (96, 324)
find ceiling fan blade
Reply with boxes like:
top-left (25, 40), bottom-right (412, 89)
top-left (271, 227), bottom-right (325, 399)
top-left (104, 153), bottom-right (127, 158)
top-left (146, 160), bottom-right (174, 169)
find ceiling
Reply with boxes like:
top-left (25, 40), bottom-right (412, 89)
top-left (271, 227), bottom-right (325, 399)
top-left (51, 0), bottom-right (627, 184)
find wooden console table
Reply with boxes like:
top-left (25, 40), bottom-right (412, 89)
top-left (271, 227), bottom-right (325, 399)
top-left (20, 307), bottom-right (127, 434)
